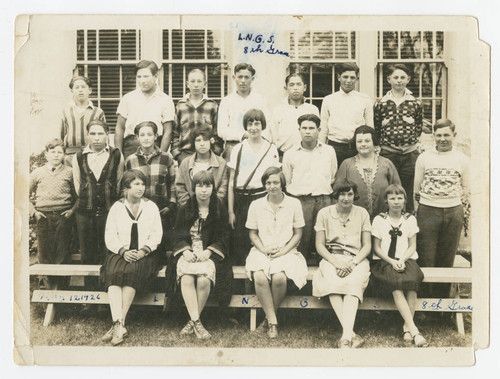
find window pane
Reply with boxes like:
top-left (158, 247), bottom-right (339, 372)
top-left (172, 29), bottom-right (183, 59)
top-left (87, 65), bottom-right (98, 98)
top-left (312, 63), bottom-right (333, 98)
top-left (420, 63), bottom-right (433, 97)
top-left (162, 64), bottom-right (170, 95)
top-left (171, 64), bottom-right (184, 98)
top-left (334, 32), bottom-right (348, 59)
top-left (400, 31), bottom-right (421, 59)
top-left (99, 30), bottom-right (119, 60)
top-left (87, 30), bottom-right (96, 61)
top-left (313, 31), bottom-right (333, 59)
top-left (295, 31), bottom-right (312, 59)
top-left (421, 99), bottom-right (434, 125)
top-left (405, 63), bottom-right (419, 96)
top-left (435, 63), bottom-right (445, 97)
top-left (162, 30), bottom-right (169, 60)
top-left (351, 31), bottom-right (356, 59)
top-left (423, 31), bottom-right (433, 58)
top-left (77, 30), bottom-right (84, 60)
top-left (76, 65), bottom-right (85, 77)
top-left (100, 65), bottom-right (120, 98)
top-left (100, 99), bottom-right (120, 132)
top-left (185, 30), bottom-right (205, 60)
top-left (382, 31), bottom-right (398, 59)
top-left (206, 64), bottom-right (223, 99)
top-left (436, 32), bottom-right (444, 59)
top-left (121, 30), bottom-right (137, 60)
top-left (207, 30), bottom-right (222, 59)
top-left (122, 65), bottom-right (136, 95)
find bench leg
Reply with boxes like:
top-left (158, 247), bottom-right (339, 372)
top-left (455, 312), bottom-right (465, 335)
top-left (250, 308), bottom-right (257, 331)
top-left (43, 304), bottom-right (57, 326)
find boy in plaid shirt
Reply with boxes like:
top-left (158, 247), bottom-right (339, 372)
top-left (374, 64), bottom-right (423, 213)
top-left (125, 121), bottom-right (176, 253)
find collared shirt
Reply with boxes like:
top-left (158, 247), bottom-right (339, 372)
top-left (246, 194), bottom-right (305, 249)
top-left (105, 198), bottom-right (163, 255)
top-left (270, 98), bottom-right (320, 152)
top-left (60, 100), bottom-right (106, 153)
top-left (374, 89), bottom-right (423, 153)
top-left (172, 93), bottom-right (219, 158)
top-left (282, 141), bottom-right (337, 196)
top-left (371, 213), bottom-right (419, 261)
top-left (227, 139), bottom-right (280, 189)
top-left (117, 87), bottom-right (175, 138)
top-left (72, 144), bottom-right (125, 194)
top-left (217, 91), bottom-right (269, 142)
top-left (414, 147), bottom-right (470, 208)
top-left (319, 89), bottom-right (373, 144)
top-left (125, 146), bottom-right (176, 208)
top-left (314, 204), bottom-right (371, 255)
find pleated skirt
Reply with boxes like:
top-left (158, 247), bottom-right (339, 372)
top-left (370, 258), bottom-right (424, 293)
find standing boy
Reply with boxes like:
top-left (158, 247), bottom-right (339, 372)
top-left (171, 68), bottom-right (219, 164)
top-left (125, 121), bottom-right (176, 253)
top-left (282, 114), bottom-right (337, 263)
top-left (73, 120), bottom-right (124, 290)
top-left (319, 63), bottom-right (373, 167)
top-left (414, 119), bottom-right (469, 298)
top-left (60, 76), bottom-right (106, 164)
top-left (115, 60), bottom-right (175, 159)
top-left (30, 139), bottom-right (75, 269)
top-left (217, 63), bottom-right (268, 159)
top-left (270, 73), bottom-right (320, 160)
top-left (374, 64), bottom-right (423, 213)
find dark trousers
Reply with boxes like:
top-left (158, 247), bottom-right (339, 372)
top-left (76, 211), bottom-right (108, 289)
top-left (380, 149), bottom-right (419, 214)
top-left (295, 194), bottom-right (332, 262)
top-left (416, 204), bottom-right (464, 298)
top-left (36, 210), bottom-right (73, 265)
top-left (327, 140), bottom-right (357, 168)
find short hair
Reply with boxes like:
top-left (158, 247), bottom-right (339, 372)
top-left (191, 170), bottom-right (215, 193)
top-left (135, 60), bottom-right (159, 76)
top-left (285, 72), bottom-right (306, 86)
top-left (433, 118), bottom-right (456, 133)
top-left (86, 119), bottom-right (109, 134)
top-left (297, 114), bottom-right (321, 128)
top-left (351, 125), bottom-right (379, 148)
top-left (45, 138), bottom-right (65, 152)
top-left (261, 166), bottom-right (286, 190)
top-left (384, 184), bottom-right (407, 203)
top-left (234, 63), bottom-right (256, 76)
top-left (386, 63), bottom-right (411, 77)
top-left (332, 178), bottom-right (360, 201)
top-left (134, 121), bottom-right (158, 136)
top-left (69, 76), bottom-right (92, 89)
top-left (121, 169), bottom-right (147, 191)
top-left (187, 68), bottom-right (206, 81)
top-left (243, 109), bottom-right (267, 130)
top-left (190, 125), bottom-right (213, 148)
top-left (337, 62), bottom-right (360, 77)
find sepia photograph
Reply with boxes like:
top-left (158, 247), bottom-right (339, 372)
top-left (12, 10), bottom-right (491, 369)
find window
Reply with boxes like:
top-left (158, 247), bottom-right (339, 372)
top-left (76, 29), bottom-right (141, 132)
top-left (161, 29), bottom-right (228, 102)
top-left (377, 31), bottom-right (446, 126)
top-left (288, 31), bottom-right (357, 109)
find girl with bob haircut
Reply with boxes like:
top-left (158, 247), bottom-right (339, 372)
top-left (165, 171), bottom-right (232, 339)
top-left (245, 166), bottom-right (307, 339)
top-left (227, 109), bottom-right (280, 265)
top-left (313, 178), bottom-right (372, 349)
top-left (370, 184), bottom-right (427, 347)
top-left (100, 169), bottom-right (163, 346)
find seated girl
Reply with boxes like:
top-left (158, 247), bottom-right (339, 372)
top-left (166, 171), bottom-right (231, 339)
top-left (245, 166), bottom-right (307, 339)
top-left (312, 179), bottom-right (371, 349)
top-left (100, 169), bottom-right (163, 346)
top-left (371, 184), bottom-right (427, 347)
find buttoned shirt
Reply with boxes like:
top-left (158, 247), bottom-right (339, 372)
top-left (270, 98), bottom-right (320, 152)
top-left (117, 87), bottom-right (175, 138)
top-left (319, 89), bottom-right (373, 144)
top-left (282, 141), bottom-right (337, 196)
top-left (72, 144), bottom-right (124, 194)
top-left (246, 194), bottom-right (305, 249)
top-left (314, 204), bottom-right (371, 255)
top-left (217, 91), bottom-right (269, 142)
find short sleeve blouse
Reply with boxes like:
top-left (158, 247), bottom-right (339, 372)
top-left (371, 214), bottom-right (419, 260)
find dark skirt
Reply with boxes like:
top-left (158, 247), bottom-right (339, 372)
top-left (100, 250), bottom-right (162, 293)
top-left (370, 259), bottom-right (424, 293)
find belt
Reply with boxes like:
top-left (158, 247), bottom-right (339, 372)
top-left (234, 187), bottom-right (266, 196)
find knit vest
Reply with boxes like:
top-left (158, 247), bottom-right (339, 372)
top-left (76, 147), bottom-right (121, 212)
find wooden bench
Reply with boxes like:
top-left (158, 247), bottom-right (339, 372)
top-left (30, 262), bottom-right (472, 334)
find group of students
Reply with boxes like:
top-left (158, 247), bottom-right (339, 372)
top-left (30, 59), bottom-right (469, 349)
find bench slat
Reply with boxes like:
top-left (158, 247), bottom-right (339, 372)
top-left (29, 264), bottom-right (472, 283)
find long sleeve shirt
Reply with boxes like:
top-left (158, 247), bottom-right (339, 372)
top-left (319, 89), bottom-right (373, 144)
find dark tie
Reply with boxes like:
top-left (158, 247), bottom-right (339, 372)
top-left (388, 225), bottom-right (402, 259)
top-left (125, 207), bottom-right (142, 251)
